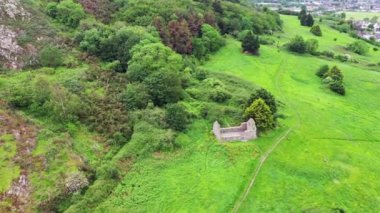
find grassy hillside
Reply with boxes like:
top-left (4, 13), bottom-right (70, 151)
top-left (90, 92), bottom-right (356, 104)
top-left (204, 16), bottom-right (380, 211)
top-left (67, 15), bottom-right (380, 212)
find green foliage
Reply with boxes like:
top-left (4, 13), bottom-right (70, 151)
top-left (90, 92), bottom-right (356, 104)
top-left (50, 0), bottom-right (86, 28)
top-left (242, 31), bottom-right (260, 54)
top-left (244, 98), bottom-right (274, 131)
top-left (122, 121), bottom-right (177, 157)
top-left (329, 81), bottom-right (345, 95)
top-left (165, 103), bottom-right (189, 131)
top-left (127, 42), bottom-right (184, 106)
top-left (247, 88), bottom-right (277, 114)
top-left (121, 83), bottom-right (150, 110)
top-left (128, 42), bottom-right (183, 82)
top-left (39, 46), bottom-right (63, 68)
top-left (299, 7), bottom-right (314, 27)
top-left (144, 70), bottom-right (183, 106)
top-left (305, 39), bottom-right (319, 55)
top-left (79, 26), bottom-right (158, 72)
top-left (192, 24), bottom-right (225, 59)
top-left (310, 25), bottom-right (322, 36)
top-left (347, 41), bottom-right (369, 55)
top-left (288, 36), bottom-right (318, 54)
top-left (287, 36), bottom-right (306, 53)
top-left (317, 65), bottom-right (345, 96)
top-left (315, 64), bottom-right (329, 78)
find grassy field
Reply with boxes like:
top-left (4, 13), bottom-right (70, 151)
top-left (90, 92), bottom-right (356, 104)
top-left (345, 11), bottom-right (380, 20)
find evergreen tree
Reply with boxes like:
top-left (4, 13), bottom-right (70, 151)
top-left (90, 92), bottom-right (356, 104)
top-left (306, 14), bottom-right (314, 27)
top-left (247, 88), bottom-right (277, 114)
top-left (244, 98), bottom-right (275, 132)
top-left (310, 25), bottom-right (322, 36)
top-left (242, 31), bottom-right (260, 55)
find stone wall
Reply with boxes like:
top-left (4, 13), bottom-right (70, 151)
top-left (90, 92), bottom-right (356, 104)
top-left (213, 118), bottom-right (257, 142)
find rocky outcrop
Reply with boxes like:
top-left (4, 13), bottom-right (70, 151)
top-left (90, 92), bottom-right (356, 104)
top-left (0, 0), bottom-right (30, 21)
top-left (0, 0), bottom-right (34, 69)
top-left (0, 25), bottom-right (24, 69)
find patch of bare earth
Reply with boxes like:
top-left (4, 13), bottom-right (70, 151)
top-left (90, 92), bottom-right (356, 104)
top-left (0, 101), bottom-right (38, 212)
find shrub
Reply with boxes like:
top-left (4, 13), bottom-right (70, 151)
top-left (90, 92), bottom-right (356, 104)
top-left (310, 25), bottom-right (322, 36)
top-left (287, 36), bottom-right (306, 53)
top-left (321, 51), bottom-right (335, 58)
top-left (242, 31), bottom-right (260, 54)
top-left (209, 87), bottom-right (231, 103)
top-left (374, 47), bottom-right (378, 51)
top-left (192, 68), bottom-right (208, 81)
top-left (165, 103), bottom-right (189, 131)
top-left (327, 66), bottom-right (344, 81)
top-left (55, 0), bottom-right (86, 28)
top-left (316, 65), bottom-right (329, 78)
top-left (244, 98), bottom-right (275, 132)
top-left (335, 54), bottom-right (349, 62)
top-left (121, 83), bottom-right (151, 110)
top-left (39, 46), bottom-right (63, 68)
top-left (347, 41), bottom-right (369, 55)
top-left (329, 81), bottom-right (345, 95)
top-left (305, 39), bottom-right (319, 55)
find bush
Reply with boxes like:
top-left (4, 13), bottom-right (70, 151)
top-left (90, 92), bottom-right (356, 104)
top-left (347, 41), bottom-right (369, 55)
top-left (121, 83), bottom-right (151, 110)
top-left (192, 68), bottom-right (209, 81)
top-left (374, 47), bottom-right (378, 51)
top-left (335, 54), bottom-right (349, 62)
top-left (316, 65), bottom-right (329, 78)
top-left (329, 81), bottom-right (345, 95)
top-left (321, 51), bottom-right (335, 58)
top-left (209, 87), bottom-right (231, 103)
top-left (55, 0), bottom-right (86, 28)
top-left (287, 36), bottom-right (306, 53)
top-left (310, 25), bottom-right (322, 36)
top-left (165, 103), bottom-right (189, 131)
top-left (305, 39), bottom-right (319, 55)
top-left (39, 46), bottom-right (63, 68)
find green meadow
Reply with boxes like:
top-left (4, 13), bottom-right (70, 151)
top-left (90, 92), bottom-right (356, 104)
top-left (88, 15), bottom-right (380, 211)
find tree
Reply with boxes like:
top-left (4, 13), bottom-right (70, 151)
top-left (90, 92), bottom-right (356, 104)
top-left (288, 36), bottom-right (306, 53)
top-left (121, 83), bottom-right (151, 110)
top-left (305, 14), bottom-right (314, 27)
top-left (39, 46), bottom-right (63, 68)
top-left (310, 25), bottom-right (322, 36)
top-left (298, 5), bottom-right (307, 20)
top-left (192, 24), bottom-right (225, 58)
top-left (165, 103), bottom-right (189, 131)
top-left (128, 42), bottom-right (183, 82)
top-left (247, 88), bottom-right (277, 114)
top-left (244, 98), bottom-right (275, 131)
top-left (144, 70), bottom-right (183, 106)
top-left (168, 19), bottom-right (193, 54)
top-left (212, 0), bottom-right (223, 14)
top-left (55, 0), bottom-right (85, 28)
top-left (347, 41), bottom-right (369, 55)
top-left (242, 31), bottom-right (260, 54)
